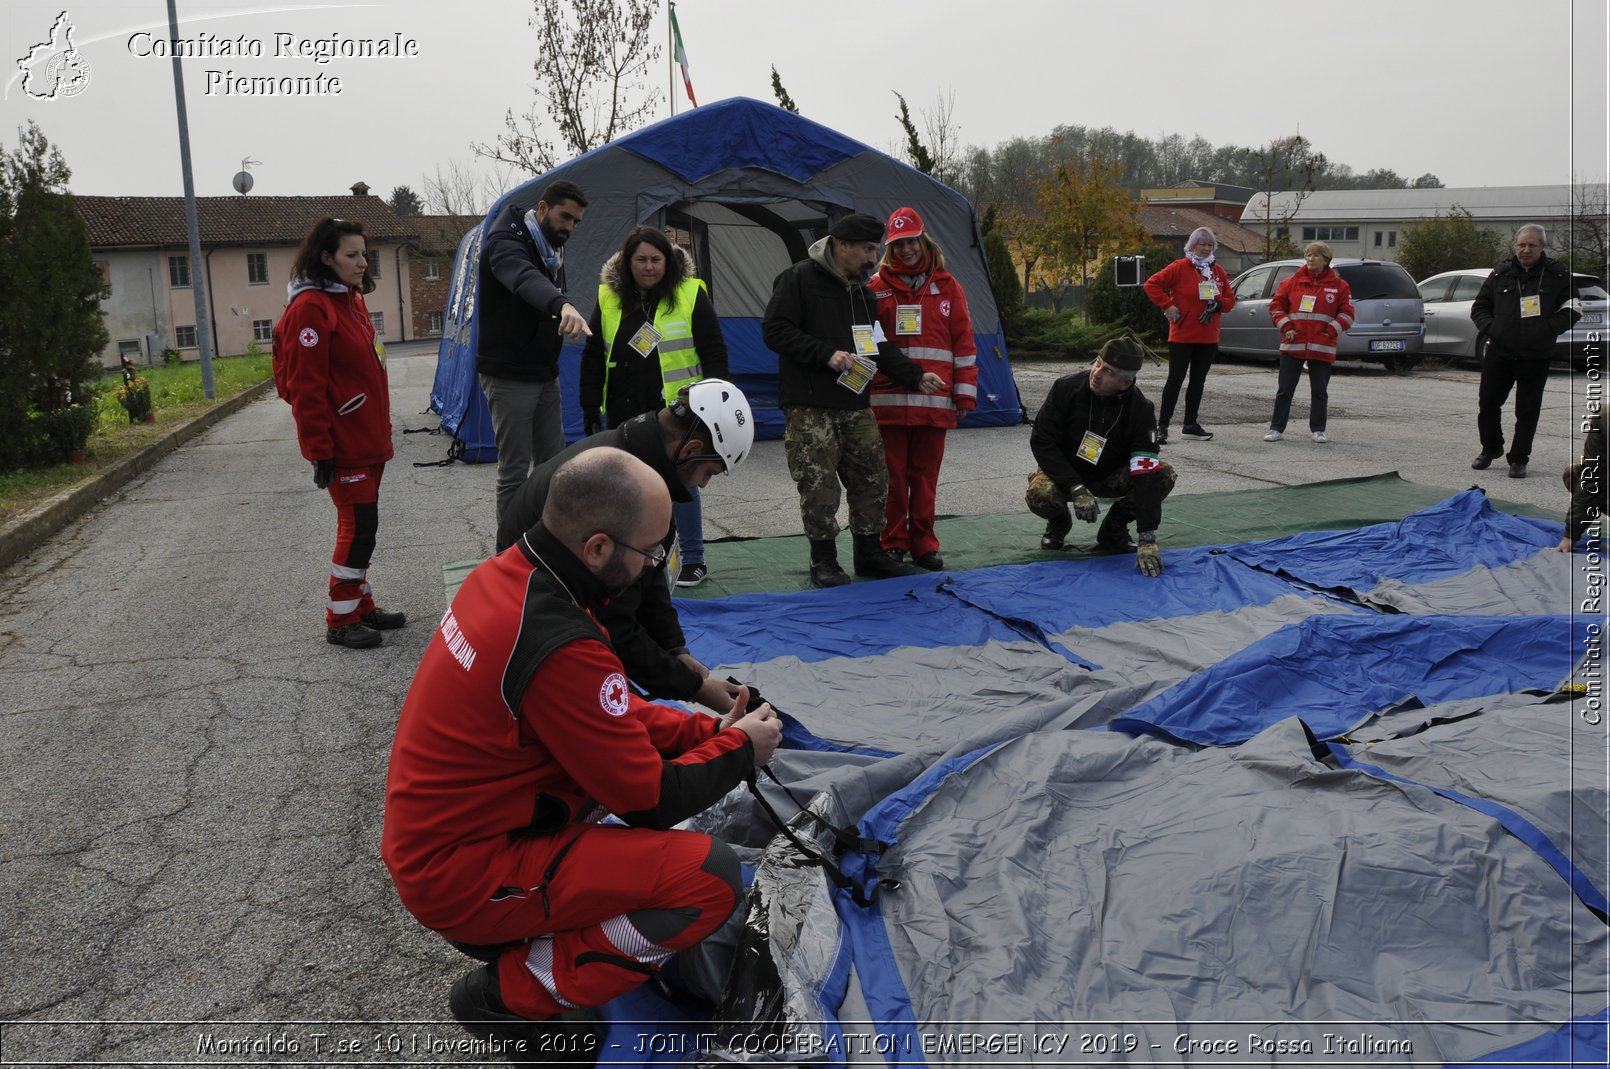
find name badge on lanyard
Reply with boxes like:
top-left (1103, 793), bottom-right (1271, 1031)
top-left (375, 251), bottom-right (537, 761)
top-left (628, 320), bottom-right (664, 356)
top-left (1519, 294), bottom-right (1541, 318)
top-left (1299, 294), bottom-right (1317, 313)
top-left (895, 305), bottom-right (922, 335)
top-left (1198, 280), bottom-right (1217, 301)
top-left (852, 324), bottom-right (880, 357)
top-left (1076, 430), bottom-right (1107, 464)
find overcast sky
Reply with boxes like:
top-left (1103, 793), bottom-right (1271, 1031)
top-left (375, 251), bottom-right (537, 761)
top-left (2, 0), bottom-right (1605, 203)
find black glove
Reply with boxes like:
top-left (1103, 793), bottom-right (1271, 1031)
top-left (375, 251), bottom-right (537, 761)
top-left (312, 459), bottom-right (334, 489)
top-left (583, 411), bottom-right (601, 437)
top-left (1197, 299), bottom-right (1222, 325)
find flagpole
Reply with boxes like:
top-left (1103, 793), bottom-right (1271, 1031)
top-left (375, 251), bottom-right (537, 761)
top-left (667, 0), bottom-right (675, 117)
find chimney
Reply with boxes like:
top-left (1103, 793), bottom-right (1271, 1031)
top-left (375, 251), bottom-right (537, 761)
top-left (350, 181), bottom-right (370, 196)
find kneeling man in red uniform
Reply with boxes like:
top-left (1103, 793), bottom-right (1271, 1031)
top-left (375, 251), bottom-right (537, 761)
top-left (382, 447), bottom-right (781, 1062)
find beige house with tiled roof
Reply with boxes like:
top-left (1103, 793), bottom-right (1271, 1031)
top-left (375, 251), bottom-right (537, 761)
top-left (76, 183), bottom-right (418, 367)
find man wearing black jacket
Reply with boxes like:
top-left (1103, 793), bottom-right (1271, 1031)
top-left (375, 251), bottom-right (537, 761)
top-left (496, 380), bottom-right (753, 713)
top-left (1471, 224), bottom-right (1581, 479)
top-left (477, 179), bottom-right (592, 529)
top-left (762, 213), bottom-right (945, 587)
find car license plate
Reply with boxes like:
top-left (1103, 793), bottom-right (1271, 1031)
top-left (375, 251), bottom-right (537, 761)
top-left (1583, 312), bottom-right (1605, 324)
top-left (1370, 340), bottom-right (1406, 352)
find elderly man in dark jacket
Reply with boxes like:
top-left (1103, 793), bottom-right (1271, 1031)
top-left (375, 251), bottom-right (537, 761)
top-left (1470, 224), bottom-right (1581, 479)
top-left (762, 213), bottom-right (945, 588)
top-left (476, 179), bottom-right (592, 528)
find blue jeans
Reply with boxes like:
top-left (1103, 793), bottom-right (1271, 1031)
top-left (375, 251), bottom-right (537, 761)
top-left (673, 488), bottom-right (703, 565)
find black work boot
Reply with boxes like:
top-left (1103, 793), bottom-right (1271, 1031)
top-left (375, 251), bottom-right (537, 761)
top-left (1097, 507), bottom-right (1137, 552)
top-left (808, 539), bottom-right (851, 588)
top-left (852, 532), bottom-right (920, 579)
top-left (449, 962), bottom-right (600, 1067)
top-left (1040, 510), bottom-right (1073, 550)
top-left (326, 622), bottom-right (383, 649)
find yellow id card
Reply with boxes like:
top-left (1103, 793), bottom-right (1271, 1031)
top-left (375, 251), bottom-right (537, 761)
top-left (1076, 430), bottom-right (1106, 464)
top-left (852, 325), bottom-right (879, 356)
top-left (1299, 294), bottom-right (1317, 313)
top-left (1519, 295), bottom-right (1541, 318)
top-left (628, 321), bottom-right (664, 356)
top-left (895, 305), bottom-right (922, 335)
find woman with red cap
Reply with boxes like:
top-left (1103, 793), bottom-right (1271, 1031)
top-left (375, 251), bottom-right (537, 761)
top-left (867, 207), bottom-right (977, 571)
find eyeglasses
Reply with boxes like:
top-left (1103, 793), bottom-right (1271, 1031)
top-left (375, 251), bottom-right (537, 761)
top-left (605, 533), bottom-right (667, 567)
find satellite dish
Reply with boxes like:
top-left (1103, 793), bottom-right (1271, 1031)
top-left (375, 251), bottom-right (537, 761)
top-left (232, 171), bottom-right (254, 195)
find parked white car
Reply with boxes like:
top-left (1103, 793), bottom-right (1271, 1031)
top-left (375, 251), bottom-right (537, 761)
top-left (1417, 268), bottom-right (1606, 365)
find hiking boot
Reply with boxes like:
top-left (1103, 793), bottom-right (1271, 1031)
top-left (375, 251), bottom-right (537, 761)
top-left (1181, 424), bottom-right (1214, 441)
top-left (915, 551), bottom-right (945, 571)
top-left (449, 963), bottom-right (600, 1066)
top-left (1471, 451), bottom-right (1500, 470)
top-left (326, 622), bottom-right (383, 649)
top-left (1263, 429), bottom-right (1283, 442)
top-left (885, 547), bottom-right (908, 563)
top-left (1040, 513), bottom-right (1073, 550)
top-left (1508, 461), bottom-right (1528, 479)
top-left (853, 533), bottom-right (920, 579)
top-left (675, 562), bottom-right (708, 587)
top-left (361, 607), bottom-right (406, 630)
top-left (808, 540), bottom-right (850, 588)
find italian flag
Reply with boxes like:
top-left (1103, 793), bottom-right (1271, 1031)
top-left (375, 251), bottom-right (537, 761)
top-left (670, 2), bottom-right (696, 106)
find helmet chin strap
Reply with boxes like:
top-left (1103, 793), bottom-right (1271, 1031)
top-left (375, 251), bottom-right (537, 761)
top-left (671, 418), bottom-right (725, 474)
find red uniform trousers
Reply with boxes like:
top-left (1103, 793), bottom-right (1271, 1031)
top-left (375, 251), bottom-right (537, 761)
top-left (326, 463), bottom-right (384, 627)
top-left (437, 823), bottom-right (740, 1020)
top-left (881, 425), bottom-right (948, 557)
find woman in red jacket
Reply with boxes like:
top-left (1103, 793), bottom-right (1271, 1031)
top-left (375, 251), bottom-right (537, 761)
top-left (1264, 241), bottom-right (1356, 444)
top-left (1142, 227), bottom-right (1235, 443)
top-left (274, 218), bottom-right (404, 649)
top-left (868, 207), bottom-right (977, 571)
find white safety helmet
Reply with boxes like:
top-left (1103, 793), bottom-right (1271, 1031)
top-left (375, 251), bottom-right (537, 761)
top-left (682, 378), bottom-right (753, 474)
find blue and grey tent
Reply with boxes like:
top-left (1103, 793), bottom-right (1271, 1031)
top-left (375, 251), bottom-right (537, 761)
top-left (428, 97), bottom-right (1020, 460)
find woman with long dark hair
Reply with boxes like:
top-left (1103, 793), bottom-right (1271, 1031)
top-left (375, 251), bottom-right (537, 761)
top-left (274, 217), bottom-right (404, 648)
top-left (579, 226), bottom-right (728, 586)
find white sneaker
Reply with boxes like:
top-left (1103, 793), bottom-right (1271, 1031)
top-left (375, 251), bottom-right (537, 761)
top-left (1263, 430), bottom-right (1283, 442)
top-left (1312, 431), bottom-right (1329, 444)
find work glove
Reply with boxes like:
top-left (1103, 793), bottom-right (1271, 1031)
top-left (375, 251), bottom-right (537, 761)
top-left (583, 411), bottom-right (601, 437)
top-left (1136, 540), bottom-right (1163, 577)
top-left (1070, 486), bottom-right (1100, 524)
top-left (312, 459), bottom-right (334, 489)
top-left (1197, 299), bottom-right (1221, 325)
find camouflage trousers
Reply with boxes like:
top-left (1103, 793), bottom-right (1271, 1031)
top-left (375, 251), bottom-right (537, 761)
top-left (1025, 462), bottom-right (1177, 536)
top-left (784, 407), bottom-right (888, 541)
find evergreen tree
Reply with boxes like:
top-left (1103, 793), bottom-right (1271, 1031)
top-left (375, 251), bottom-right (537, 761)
top-left (0, 122), bottom-right (108, 469)
top-left (770, 66), bottom-right (798, 113)
top-left (893, 92), bottom-right (935, 175)
top-left (388, 184), bottom-right (423, 216)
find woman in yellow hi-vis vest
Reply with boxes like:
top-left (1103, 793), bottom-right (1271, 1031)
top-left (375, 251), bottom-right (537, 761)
top-left (580, 226), bottom-right (729, 586)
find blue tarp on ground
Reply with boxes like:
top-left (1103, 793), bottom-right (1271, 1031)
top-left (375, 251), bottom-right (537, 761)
top-left (617, 491), bottom-right (1607, 1068)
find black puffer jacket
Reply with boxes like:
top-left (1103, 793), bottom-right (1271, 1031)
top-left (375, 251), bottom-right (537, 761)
top-left (475, 200), bottom-right (573, 381)
top-left (1472, 254), bottom-right (1580, 361)
top-left (762, 236), bottom-right (924, 410)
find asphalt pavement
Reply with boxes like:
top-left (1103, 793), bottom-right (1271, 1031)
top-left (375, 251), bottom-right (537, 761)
top-left (0, 340), bottom-right (1588, 1062)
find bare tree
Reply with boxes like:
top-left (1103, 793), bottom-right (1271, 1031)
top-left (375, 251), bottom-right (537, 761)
top-left (421, 158), bottom-right (517, 223)
top-left (1243, 134), bottom-right (1327, 259)
top-left (921, 89), bottom-right (962, 186)
top-left (1564, 175), bottom-right (1610, 278)
top-left (473, 0), bottom-right (662, 174)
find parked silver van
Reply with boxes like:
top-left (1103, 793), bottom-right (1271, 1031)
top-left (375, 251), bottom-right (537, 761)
top-left (1219, 258), bottom-right (1426, 372)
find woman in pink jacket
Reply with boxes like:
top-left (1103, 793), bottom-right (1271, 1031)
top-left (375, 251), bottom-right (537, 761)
top-left (868, 207), bottom-right (977, 571)
top-left (1142, 226), bottom-right (1235, 443)
top-left (1264, 241), bottom-right (1355, 444)
top-left (274, 217), bottom-right (404, 649)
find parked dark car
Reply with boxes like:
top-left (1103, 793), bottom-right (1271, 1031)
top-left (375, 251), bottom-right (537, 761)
top-left (1219, 259), bottom-right (1426, 372)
